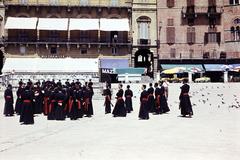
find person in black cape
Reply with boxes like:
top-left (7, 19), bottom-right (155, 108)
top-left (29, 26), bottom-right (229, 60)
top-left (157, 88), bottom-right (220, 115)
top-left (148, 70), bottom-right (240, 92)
top-left (82, 85), bottom-right (94, 117)
top-left (69, 84), bottom-right (83, 120)
top-left (154, 83), bottom-right (161, 114)
top-left (139, 84), bottom-right (149, 120)
top-left (179, 79), bottom-right (193, 118)
top-left (112, 84), bottom-right (126, 117)
top-left (158, 81), bottom-right (170, 114)
top-left (103, 85), bottom-right (112, 114)
top-left (47, 87), bottom-right (57, 120)
top-left (4, 84), bottom-right (14, 116)
top-left (20, 83), bottom-right (34, 124)
top-left (33, 82), bottom-right (43, 114)
top-left (43, 85), bottom-right (51, 116)
top-left (15, 81), bottom-right (24, 115)
top-left (147, 83), bottom-right (155, 113)
top-left (124, 85), bottom-right (133, 113)
top-left (55, 86), bottom-right (67, 120)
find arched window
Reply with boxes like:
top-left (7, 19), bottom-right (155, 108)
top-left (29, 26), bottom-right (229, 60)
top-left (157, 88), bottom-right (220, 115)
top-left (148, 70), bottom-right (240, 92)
top-left (236, 26), bottom-right (240, 40)
top-left (230, 0), bottom-right (239, 5)
top-left (231, 26), bottom-right (236, 41)
top-left (137, 16), bottom-right (151, 44)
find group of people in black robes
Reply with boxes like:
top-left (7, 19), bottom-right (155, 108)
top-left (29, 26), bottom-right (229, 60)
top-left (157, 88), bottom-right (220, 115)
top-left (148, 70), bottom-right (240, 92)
top-left (102, 84), bottom-right (133, 117)
top-left (3, 79), bottom-right (94, 124)
top-left (138, 82), bottom-right (170, 120)
top-left (3, 78), bottom-right (193, 124)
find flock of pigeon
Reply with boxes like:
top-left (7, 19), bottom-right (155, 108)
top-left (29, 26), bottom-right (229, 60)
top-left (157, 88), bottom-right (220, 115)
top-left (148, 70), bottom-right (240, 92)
top-left (187, 84), bottom-right (240, 110)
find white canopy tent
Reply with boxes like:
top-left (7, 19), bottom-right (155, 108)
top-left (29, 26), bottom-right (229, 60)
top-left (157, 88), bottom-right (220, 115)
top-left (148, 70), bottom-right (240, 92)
top-left (2, 58), bottom-right (99, 73)
top-left (5, 17), bottom-right (38, 30)
top-left (37, 18), bottom-right (69, 31)
top-left (100, 18), bottom-right (130, 31)
top-left (69, 18), bottom-right (99, 31)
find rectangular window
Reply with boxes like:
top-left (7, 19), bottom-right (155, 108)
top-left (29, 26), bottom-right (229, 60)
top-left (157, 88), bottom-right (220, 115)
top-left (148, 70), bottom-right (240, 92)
top-left (80, 0), bottom-right (88, 5)
top-left (203, 52), bottom-right (210, 58)
top-left (19, 0), bottom-right (28, 4)
top-left (167, 0), bottom-right (175, 8)
top-left (230, 0), bottom-right (239, 5)
top-left (111, 0), bottom-right (118, 6)
top-left (20, 46), bottom-right (26, 55)
top-left (208, 0), bottom-right (216, 6)
top-left (80, 31), bottom-right (89, 42)
top-left (170, 48), bottom-right (176, 58)
top-left (139, 22), bottom-right (149, 39)
top-left (166, 27), bottom-right (175, 44)
top-left (81, 48), bottom-right (87, 54)
top-left (49, 31), bottom-right (59, 42)
top-left (50, 47), bottom-right (57, 54)
top-left (167, 18), bottom-right (174, 26)
top-left (187, 27), bottom-right (196, 44)
top-left (205, 32), bottom-right (221, 44)
top-left (49, 0), bottom-right (58, 5)
top-left (112, 47), bottom-right (117, 55)
top-left (187, 0), bottom-right (195, 6)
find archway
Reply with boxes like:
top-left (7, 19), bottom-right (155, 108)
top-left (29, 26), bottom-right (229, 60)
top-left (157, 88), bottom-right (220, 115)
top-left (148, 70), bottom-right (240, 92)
top-left (135, 49), bottom-right (153, 78)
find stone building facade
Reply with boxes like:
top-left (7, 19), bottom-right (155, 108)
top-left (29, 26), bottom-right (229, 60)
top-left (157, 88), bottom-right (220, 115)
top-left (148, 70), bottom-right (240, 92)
top-left (157, 0), bottom-right (226, 61)
top-left (3, 0), bottom-right (132, 59)
top-left (223, 0), bottom-right (240, 58)
top-left (131, 0), bottom-right (158, 78)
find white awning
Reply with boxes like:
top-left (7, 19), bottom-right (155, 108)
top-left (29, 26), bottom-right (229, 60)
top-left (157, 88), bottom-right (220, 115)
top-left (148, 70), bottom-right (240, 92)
top-left (5, 17), bottom-right (38, 30)
top-left (69, 18), bottom-right (99, 31)
top-left (37, 18), bottom-right (69, 31)
top-left (100, 18), bottom-right (130, 31)
top-left (2, 58), bottom-right (99, 73)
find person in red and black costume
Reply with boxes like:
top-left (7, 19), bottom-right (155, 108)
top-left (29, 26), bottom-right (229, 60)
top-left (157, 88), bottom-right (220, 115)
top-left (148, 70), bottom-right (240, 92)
top-left (4, 84), bottom-right (14, 116)
top-left (43, 85), bottom-right (51, 116)
top-left (55, 86), bottom-right (67, 121)
top-left (147, 83), bottom-right (155, 113)
top-left (33, 82), bottom-right (43, 114)
top-left (154, 83), bottom-right (161, 114)
top-left (82, 85), bottom-right (94, 117)
top-left (158, 81), bottom-right (170, 114)
top-left (69, 84), bottom-right (83, 120)
top-left (112, 84), bottom-right (126, 117)
top-left (47, 86), bottom-right (57, 120)
top-left (20, 82), bottom-right (34, 124)
top-left (15, 81), bottom-right (24, 115)
top-left (66, 83), bottom-right (75, 118)
top-left (139, 84), bottom-right (149, 120)
top-left (124, 85), bottom-right (133, 113)
top-left (103, 85), bottom-right (112, 114)
top-left (179, 79), bottom-right (193, 118)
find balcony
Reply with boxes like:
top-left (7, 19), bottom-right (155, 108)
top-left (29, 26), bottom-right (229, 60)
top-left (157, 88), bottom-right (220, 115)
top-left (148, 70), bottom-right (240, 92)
top-left (4, 0), bottom-right (132, 8)
top-left (182, 6), bottom-right (223, 17)
top-left (4, 36), bottom-right (131, 46)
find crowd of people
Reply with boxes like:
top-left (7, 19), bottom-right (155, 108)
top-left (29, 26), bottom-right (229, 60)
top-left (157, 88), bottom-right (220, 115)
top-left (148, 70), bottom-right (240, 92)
top-left (3, 79), bottom-right (193, 124)
top-left (3, 79), bottom-right (94, 124)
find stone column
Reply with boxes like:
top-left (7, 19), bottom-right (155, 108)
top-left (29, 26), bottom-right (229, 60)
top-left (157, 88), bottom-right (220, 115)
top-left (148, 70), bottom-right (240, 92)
top-left (224, 71), bottom-right (228, 83)
top-left (188, 72), bottom-right (193, 83)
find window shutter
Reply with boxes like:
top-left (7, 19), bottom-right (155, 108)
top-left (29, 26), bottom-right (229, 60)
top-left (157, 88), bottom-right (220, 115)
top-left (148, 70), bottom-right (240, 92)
top-left (187, 28), bottom-right (191, 44)
top-left (167, 27), bottom-right (175, 44)
top-left (192, 28), bottom-right (196, 43)
top-left (167, 18), bottom-right (174, 26)
top-left (167, 0), bottom-right (175, 8)
top-left (217, 32), bottom-right (221, 45)
top-left (187, 27), bottom-right (195, 44)
top-left (204, 33), bottom-right (209, 44)
top-left (170, 48), bottom-right (176, 58)
top-left (187, 0), bottom-right (195, 6)
top-left (208, 0), bottom-right (216, 6)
